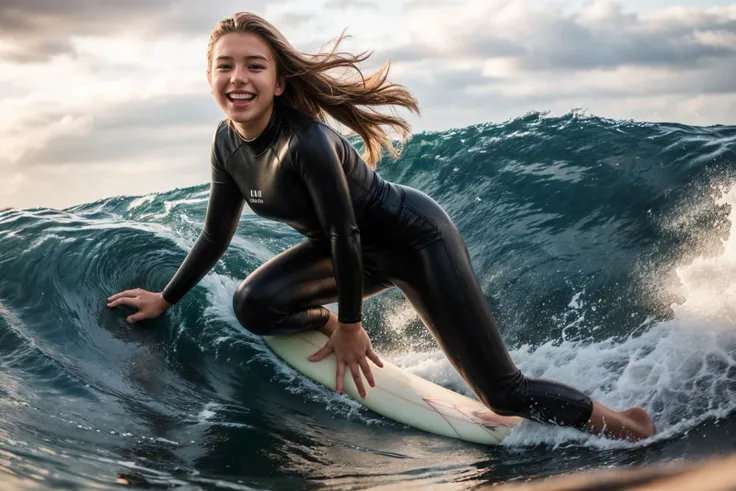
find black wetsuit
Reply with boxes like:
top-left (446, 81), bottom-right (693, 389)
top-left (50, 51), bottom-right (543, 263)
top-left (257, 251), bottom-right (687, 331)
top-left (162, 101), bottom-right (594, 428)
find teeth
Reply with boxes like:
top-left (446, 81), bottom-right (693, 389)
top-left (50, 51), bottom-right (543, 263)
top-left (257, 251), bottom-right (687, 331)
top-left (230, 93), bottom-right (255, 100)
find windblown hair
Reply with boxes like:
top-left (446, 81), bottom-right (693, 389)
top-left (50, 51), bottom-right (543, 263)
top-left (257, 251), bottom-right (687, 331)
top-left (206, 12), bottom-right (420, 168)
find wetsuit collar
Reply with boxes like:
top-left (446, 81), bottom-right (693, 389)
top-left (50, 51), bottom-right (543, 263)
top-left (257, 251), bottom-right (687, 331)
top-left (238, 101), bottom-right (282, 156)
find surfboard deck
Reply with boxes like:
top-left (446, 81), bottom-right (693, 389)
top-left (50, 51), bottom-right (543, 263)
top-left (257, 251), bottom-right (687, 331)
top-left (262, 330), bottom-right (520, 445)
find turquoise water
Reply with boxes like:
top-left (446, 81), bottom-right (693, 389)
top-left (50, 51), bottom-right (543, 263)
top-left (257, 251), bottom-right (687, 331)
top-left (1, 111), bottom-right (735, 489)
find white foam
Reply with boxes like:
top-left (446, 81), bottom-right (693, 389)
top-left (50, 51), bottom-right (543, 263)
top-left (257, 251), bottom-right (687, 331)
top-left (387, 183), bottom-right (736, 448)
top-left (670, 185), bottom-right (736, 329)
top-left (25, 233), bottom-right (76, 252)
top-left (126, 194), bottom-right (156, 211)
top-left (196, 401), bottom-right (220, 423)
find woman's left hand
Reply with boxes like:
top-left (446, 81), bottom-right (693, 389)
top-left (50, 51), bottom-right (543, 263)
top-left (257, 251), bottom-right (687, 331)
top-left (308, 322), bottom-right (383, 398)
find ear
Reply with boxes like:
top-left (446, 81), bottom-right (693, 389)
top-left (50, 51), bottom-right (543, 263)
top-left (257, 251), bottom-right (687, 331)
top-left (275, 76), bottom-right (286, 96)
top-left (206, 69), bottom-right (212, 90)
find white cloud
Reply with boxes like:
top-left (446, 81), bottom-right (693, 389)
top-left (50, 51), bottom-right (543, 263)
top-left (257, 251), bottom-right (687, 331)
top-left (377, 0), bottom-right (736, 128)
top-left (1, 0), bottom-right (735, 210)
top-left (391, 0), bottom-right (736, 69)
top-left (325, 0), bottom-right (376, 8)
top-left (0, 0), bottom-right (286, 62)
top-left (0, 35), bottom-right (210, 170)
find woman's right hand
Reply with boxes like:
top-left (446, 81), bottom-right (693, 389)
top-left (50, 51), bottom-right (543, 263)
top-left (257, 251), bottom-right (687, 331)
top-left (107, 288), bottom-right (171, 324)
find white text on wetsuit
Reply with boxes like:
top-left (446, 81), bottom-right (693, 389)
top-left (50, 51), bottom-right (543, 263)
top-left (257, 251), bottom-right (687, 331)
top-left (249, 189), bottom-right (264, 204)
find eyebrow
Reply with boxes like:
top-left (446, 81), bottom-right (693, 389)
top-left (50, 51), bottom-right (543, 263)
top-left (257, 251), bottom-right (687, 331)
top-left (215, 55), bottom-right (269, 62)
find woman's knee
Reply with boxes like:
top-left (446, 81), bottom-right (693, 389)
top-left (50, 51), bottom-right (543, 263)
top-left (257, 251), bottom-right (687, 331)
top-left (232, 281), bottom-right (281, 335)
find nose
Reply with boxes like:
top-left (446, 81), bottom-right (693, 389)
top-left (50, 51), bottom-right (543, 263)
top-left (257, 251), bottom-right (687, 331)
top-left (230, 64), bottom-right (248, 85)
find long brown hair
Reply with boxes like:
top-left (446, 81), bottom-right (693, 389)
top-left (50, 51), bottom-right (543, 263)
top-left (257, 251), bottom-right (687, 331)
top-left (206, 12), bottom-right (420, 168)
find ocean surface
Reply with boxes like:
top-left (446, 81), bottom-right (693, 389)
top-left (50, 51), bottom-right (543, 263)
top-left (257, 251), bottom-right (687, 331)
top-left (1, 111), bottom-right (736, 490)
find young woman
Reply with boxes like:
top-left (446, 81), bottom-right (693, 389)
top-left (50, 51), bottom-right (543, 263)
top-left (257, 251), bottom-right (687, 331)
top-left (107, 12), bottom-right (656, 441)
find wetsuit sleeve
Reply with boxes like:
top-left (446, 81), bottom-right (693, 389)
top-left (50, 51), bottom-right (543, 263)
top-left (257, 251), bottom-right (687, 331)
top-left (294, 129), bottom-right (364, 323)
top-left (161, 139), bottom-right (245, 305)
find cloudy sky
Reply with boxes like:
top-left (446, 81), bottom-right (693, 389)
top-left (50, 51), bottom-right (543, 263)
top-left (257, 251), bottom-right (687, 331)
top-left (2, 0), bottom-right (735, 210)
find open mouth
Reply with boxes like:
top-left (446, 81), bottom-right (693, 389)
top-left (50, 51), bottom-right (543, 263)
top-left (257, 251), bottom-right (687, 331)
top-left (227, 92), bottom-right (256, 103)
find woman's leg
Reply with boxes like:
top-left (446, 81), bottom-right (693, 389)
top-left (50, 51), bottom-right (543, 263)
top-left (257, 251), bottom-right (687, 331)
top-left (379, 230), bottom-right (654, 440)
top-left (232, 239), bottom-right (391, 336)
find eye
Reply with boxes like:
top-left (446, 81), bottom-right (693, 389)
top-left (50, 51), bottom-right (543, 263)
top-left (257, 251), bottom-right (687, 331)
top-left (249, 64), bottom-right (265, 70)
top-left (216, 64), bottom-right (231, 70)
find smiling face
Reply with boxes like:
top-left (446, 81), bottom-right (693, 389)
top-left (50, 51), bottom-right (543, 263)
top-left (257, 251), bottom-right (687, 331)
top-left (208, 32), bottom-right (285, 140)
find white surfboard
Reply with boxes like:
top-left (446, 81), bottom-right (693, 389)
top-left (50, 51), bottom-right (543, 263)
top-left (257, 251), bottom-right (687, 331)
top-left (262, 330), bottom-right (520, 445)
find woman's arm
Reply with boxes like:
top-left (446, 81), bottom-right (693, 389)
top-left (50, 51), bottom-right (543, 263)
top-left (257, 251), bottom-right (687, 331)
top-left (293, 127), bottom-right (364, 324)
top-left (161, 142), bottom-right (245, 305)
top-left (108, 132), bottom-right (244, 322)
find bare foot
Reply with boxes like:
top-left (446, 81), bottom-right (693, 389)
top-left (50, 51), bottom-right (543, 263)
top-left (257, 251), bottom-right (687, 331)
top-left (586, 401), bottom-right (656, 442)
top-left (622, 407), bottom-right (657, 436)
top-left (318, 312), bottom-right (338, 337)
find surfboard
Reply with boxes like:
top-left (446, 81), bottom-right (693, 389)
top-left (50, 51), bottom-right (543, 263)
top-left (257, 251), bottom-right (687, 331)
top-left (262, 330), bottom-right (521, 445)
